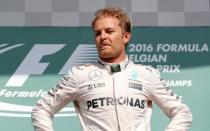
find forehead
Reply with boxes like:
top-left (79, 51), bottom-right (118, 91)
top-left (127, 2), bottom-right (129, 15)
top-left (93, 16), bottom-right (121, 30)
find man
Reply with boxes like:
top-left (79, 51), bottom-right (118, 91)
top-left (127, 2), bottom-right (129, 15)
top-left (31, 7), bottom-right (192, 131)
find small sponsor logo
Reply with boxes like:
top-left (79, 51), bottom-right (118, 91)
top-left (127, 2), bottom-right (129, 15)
top-left (88, 82), bottom-right (105, 90)
top-left (129, 81), bottom-right (143, 91)
top-left (130, 70), bottom-right (139, 80)
top-left (89, 70), bottom-right (102, 81)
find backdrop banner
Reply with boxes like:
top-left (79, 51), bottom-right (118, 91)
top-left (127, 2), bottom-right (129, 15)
top-left (0, 27), bottom-right (209, 131)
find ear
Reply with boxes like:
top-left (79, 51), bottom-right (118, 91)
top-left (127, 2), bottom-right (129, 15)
top-left (123, 32), bottom-right (131, 46)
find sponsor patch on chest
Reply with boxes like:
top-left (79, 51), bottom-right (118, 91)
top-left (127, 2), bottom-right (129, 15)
top-left (87, 82), bottom-right (105, 90)
top-left (129, 80), bottom-right (143, 91)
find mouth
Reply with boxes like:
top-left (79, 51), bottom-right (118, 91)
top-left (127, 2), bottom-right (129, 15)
top-left (99, 43), bottom-right (110, 49)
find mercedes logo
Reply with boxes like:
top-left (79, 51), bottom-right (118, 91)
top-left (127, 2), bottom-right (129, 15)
top-left (89, 70), bottom-right (102, 81)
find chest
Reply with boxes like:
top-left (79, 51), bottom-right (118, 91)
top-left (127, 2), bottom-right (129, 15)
top-left (77, 70), bottom-right (151, 101)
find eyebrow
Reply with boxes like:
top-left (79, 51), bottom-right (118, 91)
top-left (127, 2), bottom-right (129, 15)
top-left (95, 28), bottom-right (115, 32)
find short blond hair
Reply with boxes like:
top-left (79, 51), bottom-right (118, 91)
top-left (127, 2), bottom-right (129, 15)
top-left (92, 7), bottom-right (132, 33)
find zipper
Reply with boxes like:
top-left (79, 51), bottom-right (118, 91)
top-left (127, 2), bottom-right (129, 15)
top-left (112, 74), bottom-right (121, 131)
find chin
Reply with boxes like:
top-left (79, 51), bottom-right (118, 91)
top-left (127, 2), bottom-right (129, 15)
top-left (99, 53), bottom-right (113, 59)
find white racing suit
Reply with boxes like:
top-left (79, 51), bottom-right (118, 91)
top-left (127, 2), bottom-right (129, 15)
top-left (31, 57), bottom-right (192, 131)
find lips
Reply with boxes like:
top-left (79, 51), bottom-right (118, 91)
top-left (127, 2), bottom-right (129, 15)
top-left (99, 42), bottom-right (111, 49)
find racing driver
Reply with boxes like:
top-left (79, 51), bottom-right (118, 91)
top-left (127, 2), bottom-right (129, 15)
top-left (31, 7), bottom-right (192, 131)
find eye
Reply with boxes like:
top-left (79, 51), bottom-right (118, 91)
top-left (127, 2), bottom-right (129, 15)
top-left (95, 31), bottom-right (101, 36)
top-left (106, 30), bottom-right (114, 34)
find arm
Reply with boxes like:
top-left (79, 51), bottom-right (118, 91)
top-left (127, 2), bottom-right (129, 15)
top-left (31, 69), bottom-right (78, 131)
top-left (149, 68), bottom-right (192, 131)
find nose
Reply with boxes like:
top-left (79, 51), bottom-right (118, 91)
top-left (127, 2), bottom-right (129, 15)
top-left (100, 31), bottom-right (107, 40)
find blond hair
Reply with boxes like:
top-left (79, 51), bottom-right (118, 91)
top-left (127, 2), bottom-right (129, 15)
top-left (92, 7), bottom-right (132, 33)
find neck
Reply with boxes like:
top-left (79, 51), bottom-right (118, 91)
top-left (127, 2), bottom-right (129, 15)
top-left (100, 55), bottom-right (126, 63)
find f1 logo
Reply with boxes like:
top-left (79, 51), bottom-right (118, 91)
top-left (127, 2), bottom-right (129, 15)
top-left (6, 44), bottom-right (65, 87)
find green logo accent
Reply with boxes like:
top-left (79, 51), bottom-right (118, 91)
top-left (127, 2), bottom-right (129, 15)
top-left (110, 64), bottom-right (121, 73)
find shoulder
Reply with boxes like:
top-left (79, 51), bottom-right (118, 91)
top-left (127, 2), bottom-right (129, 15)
top-left (72, 63), bottom-right (93, 71)
top-left (130, 63), bottom-right (161, 81)
top-left (145, 65), bottom-right (159, 74)
top-left (64, 63), bottom-right (97, 81)
top-left (131, 63), bottom-right (159, 75)
top-left (144, 65), bottom-right (160, 78)
top-left (68, 63), bottom-right (94, 74)
top-left (68, 61), bottom-right (101, 75)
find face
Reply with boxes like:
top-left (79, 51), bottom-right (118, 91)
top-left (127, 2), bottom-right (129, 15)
top-left (93, 16), bottom-right (131, 63)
